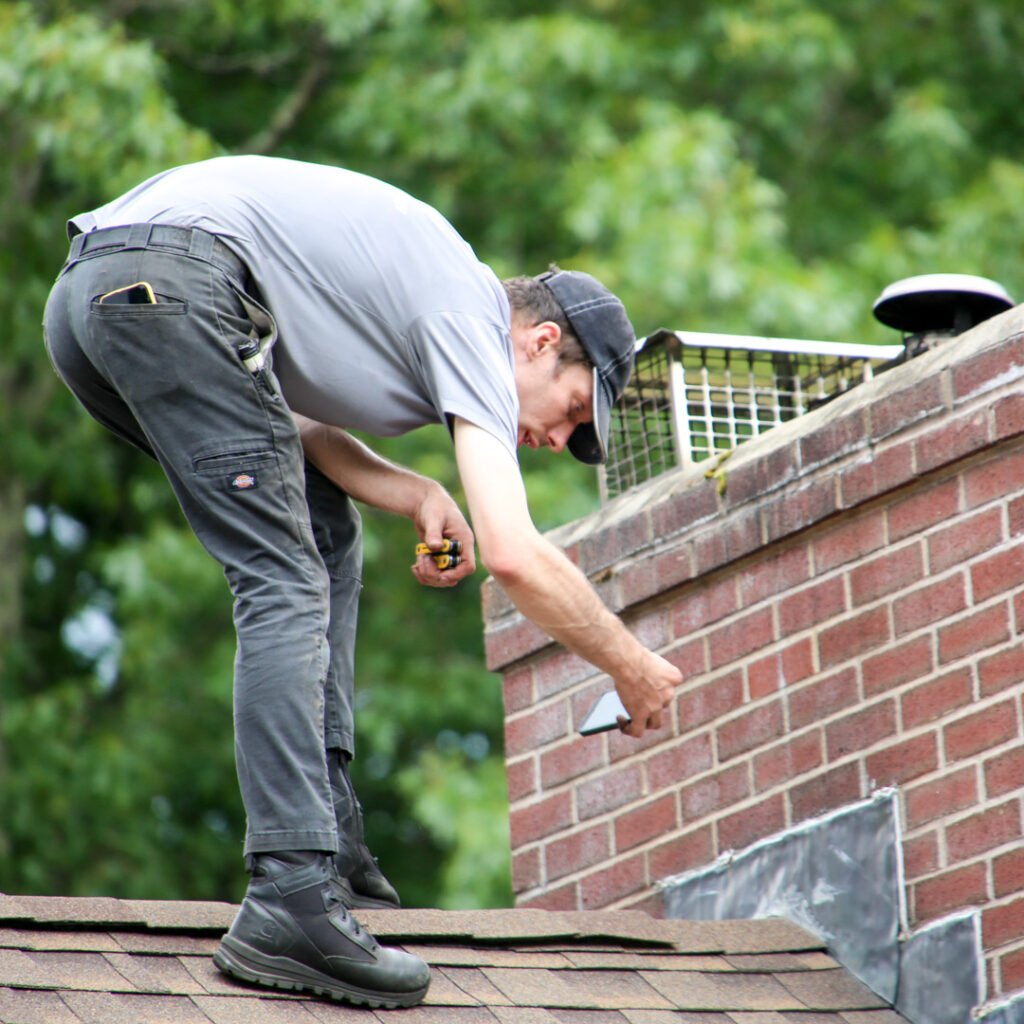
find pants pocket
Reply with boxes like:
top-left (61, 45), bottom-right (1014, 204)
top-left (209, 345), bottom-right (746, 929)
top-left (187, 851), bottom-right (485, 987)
top-left (193, 439), bottom-right (278, 494)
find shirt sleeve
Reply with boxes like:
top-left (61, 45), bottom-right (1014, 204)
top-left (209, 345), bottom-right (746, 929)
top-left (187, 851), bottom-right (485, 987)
top-left (406, 311), bottom-right (520, 461)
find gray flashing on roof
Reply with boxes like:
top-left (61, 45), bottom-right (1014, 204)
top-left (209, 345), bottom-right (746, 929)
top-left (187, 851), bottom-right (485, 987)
top-left (895, 909), bottom-right (983, 1024)
top-left (977, 992), bottom-right (1024, 1024)
top-left (658, 789), bottom-right (985, 1024)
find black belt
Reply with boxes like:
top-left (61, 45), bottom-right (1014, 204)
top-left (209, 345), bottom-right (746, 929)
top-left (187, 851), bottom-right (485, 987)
top-left (67, 223), bottom-right (249, 285)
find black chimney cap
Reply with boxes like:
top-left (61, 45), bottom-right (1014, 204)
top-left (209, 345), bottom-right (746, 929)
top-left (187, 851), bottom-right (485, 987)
top-left (873, 273), bottom-right (1014, 333)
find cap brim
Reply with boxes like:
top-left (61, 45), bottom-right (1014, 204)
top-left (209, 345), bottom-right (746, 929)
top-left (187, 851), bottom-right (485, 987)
top-left (568, 367), bottom-right (613, 465)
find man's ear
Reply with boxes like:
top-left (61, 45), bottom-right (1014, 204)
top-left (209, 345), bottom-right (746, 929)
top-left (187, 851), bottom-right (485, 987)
top-left (529, 320), bottom-right (562, 358)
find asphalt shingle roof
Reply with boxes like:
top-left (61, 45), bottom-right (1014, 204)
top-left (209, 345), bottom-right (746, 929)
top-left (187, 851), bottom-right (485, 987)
top-left (0, 893), bottom-right (909, 1023)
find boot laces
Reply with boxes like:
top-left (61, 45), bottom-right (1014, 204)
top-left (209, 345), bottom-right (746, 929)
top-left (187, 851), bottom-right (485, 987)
top-left (324, 880), bottom-right (367, 938)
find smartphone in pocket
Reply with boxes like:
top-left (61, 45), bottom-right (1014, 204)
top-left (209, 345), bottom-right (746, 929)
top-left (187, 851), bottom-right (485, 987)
top-left (98, 281), bottom-right (157, 304)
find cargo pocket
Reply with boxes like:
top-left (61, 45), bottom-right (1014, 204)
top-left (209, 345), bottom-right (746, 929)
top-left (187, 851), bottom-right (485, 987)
top-left (193, 439), bottom-right (277, 494)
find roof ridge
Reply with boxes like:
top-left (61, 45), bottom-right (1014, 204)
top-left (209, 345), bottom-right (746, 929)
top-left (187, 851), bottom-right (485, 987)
top-left (0, 894), bottom-right (825, 956)
top-left (0, 893), bottom-right (236, 933)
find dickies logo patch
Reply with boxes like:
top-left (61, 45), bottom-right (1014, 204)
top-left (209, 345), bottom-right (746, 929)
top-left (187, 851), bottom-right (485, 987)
top-left (229, 472), bottom-right (258, 491)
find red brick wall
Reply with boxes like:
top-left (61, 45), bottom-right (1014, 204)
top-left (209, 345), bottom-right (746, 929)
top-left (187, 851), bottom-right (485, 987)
top-left (483, 307), bottom-right (1024, 1001)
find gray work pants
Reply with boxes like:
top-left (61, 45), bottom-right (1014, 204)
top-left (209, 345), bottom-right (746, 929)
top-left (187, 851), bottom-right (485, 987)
top-left (43, 224), bottom-right (360, 856)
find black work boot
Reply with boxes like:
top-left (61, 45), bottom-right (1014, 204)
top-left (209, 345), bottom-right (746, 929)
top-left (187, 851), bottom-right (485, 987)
top-left (329, 751), bottom-right (401, 909)
top-left (214, 852), bottom-right (429, 1008)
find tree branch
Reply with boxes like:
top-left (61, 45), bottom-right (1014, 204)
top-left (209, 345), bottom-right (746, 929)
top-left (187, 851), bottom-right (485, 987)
top-left (241, 37), bottom-right (332, 154)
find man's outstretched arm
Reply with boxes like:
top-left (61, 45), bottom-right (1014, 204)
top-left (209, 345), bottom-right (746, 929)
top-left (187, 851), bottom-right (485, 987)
top-left (454, 418), bottom-right (682, 737)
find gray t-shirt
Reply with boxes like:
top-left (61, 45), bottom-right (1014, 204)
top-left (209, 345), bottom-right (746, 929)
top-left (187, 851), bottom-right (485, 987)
top-left (71, 156), bottom-right (519, 458)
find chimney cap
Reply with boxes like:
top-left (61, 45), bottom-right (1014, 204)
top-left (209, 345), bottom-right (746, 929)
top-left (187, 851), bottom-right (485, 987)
top-left (873, 273), bottom-right (1014, 333)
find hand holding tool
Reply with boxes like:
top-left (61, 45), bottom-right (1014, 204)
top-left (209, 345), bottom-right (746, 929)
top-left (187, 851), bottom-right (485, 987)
top-left (414, 539), bottom-right (462, 571)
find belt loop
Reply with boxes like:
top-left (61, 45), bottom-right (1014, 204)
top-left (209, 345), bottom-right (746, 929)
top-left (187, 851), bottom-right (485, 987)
top-left (68, 233), bottom-right (87, 261)
top-left (188, 228), bottom-right (215, 262)
top-left (126, 223), bottom-right (153, 249)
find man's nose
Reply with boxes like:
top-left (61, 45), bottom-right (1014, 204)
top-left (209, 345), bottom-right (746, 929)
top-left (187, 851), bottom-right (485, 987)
top-left (546, 425), bottom-right (573, 452)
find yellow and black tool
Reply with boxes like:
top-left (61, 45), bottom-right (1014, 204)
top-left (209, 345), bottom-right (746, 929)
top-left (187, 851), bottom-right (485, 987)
top-left (415, 539), bottom-right (462, 570)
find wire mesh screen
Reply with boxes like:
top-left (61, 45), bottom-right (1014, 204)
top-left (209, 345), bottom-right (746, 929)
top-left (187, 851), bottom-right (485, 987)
top-left (599, 330), bottom-right (903, 502)
top-left (601, 331), bottom-right (679, 496)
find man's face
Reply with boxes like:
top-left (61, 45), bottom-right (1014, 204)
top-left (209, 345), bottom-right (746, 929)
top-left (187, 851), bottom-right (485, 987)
top-left (513, 323), bottom-right (593, 454)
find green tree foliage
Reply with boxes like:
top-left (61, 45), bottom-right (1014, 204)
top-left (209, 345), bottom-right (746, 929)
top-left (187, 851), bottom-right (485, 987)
top-left (3, 0), bottom-right (1022, 906)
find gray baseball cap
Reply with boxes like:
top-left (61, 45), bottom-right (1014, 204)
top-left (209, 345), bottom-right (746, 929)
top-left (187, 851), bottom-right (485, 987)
top-left (536, 269), bottom-right (636, 465)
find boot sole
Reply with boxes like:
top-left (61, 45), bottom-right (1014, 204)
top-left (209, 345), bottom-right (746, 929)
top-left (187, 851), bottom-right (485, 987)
top-left (213, 936), bottom-right (429, 1009)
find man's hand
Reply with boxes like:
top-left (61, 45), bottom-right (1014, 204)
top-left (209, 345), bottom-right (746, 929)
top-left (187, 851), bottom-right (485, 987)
top-left (295, 415), bottom-right (477, 588)
top-left (614, 649), bottom-right (682, 738)
top-left (411, 485), bottom-right (477, 588)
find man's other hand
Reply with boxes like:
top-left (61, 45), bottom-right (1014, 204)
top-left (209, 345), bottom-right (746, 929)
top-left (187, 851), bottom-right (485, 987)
top-left (411, 485), bottom-right (476, 588)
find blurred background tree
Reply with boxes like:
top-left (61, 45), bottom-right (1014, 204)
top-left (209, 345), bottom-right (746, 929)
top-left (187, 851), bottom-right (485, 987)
top-left (2, 0), bottom-right (1022, 906)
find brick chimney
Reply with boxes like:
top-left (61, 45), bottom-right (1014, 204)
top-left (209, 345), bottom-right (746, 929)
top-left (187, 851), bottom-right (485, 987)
top-left (482, 306), bottom-right (1024, 1015)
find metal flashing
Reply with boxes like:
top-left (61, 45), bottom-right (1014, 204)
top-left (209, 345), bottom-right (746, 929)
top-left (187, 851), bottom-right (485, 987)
top-left (894, 910), bottom-right (983, 1024)
top-left (658, 790), bottom-right (989, 1024)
